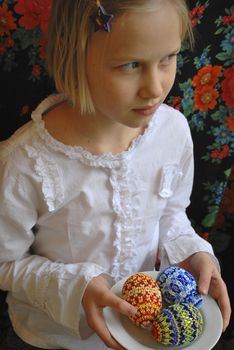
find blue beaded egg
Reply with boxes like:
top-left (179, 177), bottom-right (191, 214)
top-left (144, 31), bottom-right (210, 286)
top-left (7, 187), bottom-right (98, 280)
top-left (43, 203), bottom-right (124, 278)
top-left (152, 303), bottom-right (203, 346)
top-left (156, 266), bottom-right (203, 308)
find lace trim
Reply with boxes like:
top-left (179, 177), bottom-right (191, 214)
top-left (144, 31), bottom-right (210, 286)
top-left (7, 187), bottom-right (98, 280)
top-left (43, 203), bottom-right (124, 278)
top-left (33, 262), bottom-right (52, 309)
top-left (31, 94), bottom-right (159, 168)
top-left (33, 262), bottom-right (62, 310)
top-left (25, 142), bottom-right (64, 212)
top-left (110, 161), bottom-right (142, 280)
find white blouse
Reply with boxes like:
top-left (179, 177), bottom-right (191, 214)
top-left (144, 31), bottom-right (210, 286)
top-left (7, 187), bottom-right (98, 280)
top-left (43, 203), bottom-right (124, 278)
top-left (0, 95), bottom-right (216, 350)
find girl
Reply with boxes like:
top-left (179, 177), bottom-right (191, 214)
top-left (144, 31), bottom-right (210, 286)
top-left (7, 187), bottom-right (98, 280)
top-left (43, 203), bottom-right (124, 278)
top-left (0, 1), bottom-right (231, 350)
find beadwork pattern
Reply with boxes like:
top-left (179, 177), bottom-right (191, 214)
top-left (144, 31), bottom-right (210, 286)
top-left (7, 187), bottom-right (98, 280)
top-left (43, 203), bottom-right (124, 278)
top-left (152, 303), bottom-right (203, 346)
top-left (156, 266), bottom-right (203, 308)
top-left (122, 273), bottom-right (162, 327)
top-left (122, 273), bottom-right (157, 295)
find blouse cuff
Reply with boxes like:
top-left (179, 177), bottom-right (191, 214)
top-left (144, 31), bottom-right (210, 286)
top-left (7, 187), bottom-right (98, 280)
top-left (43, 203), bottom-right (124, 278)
top-left (35, 261), bottom-right (110, 339)
top-left (159, 234), bottom-right (220, 271)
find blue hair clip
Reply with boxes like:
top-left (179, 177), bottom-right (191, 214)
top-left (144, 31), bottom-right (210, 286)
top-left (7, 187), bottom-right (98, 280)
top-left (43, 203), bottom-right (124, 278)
top-left (91, 0), bottom-right (114, 32)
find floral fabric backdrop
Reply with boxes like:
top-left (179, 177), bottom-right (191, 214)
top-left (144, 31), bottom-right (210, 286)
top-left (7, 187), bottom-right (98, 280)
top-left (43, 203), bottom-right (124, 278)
top-left (167, 0), bottom-right (234, 340)
top-left (0, 0), bottom-right (233, 345)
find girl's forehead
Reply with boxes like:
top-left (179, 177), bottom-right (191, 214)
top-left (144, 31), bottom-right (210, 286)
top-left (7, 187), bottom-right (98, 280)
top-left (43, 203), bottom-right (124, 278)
top-left (89, 5), bottom-right (182, 61)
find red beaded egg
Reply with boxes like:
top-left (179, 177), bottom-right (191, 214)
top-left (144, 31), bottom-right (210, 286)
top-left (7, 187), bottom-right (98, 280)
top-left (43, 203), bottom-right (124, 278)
top-left (122, 273), bottom-right (162, 327)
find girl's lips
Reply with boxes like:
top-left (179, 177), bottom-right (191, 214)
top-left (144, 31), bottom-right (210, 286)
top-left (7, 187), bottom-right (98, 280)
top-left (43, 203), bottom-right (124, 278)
top-left (132, 104), bottom-right (158, 116)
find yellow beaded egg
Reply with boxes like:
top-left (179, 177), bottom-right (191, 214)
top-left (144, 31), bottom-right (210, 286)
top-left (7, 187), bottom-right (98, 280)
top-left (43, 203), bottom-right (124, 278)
top-left (152, 303), bottom-right (203, 346)
top-left (122, 273), bottom-right (162, 327)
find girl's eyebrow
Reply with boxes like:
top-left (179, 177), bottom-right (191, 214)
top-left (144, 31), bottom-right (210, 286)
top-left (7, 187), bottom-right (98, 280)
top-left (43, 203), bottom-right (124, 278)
top-left (167, 46), bottom-right (182, 54)
top-left (110, 46), bottom-right (181, 63)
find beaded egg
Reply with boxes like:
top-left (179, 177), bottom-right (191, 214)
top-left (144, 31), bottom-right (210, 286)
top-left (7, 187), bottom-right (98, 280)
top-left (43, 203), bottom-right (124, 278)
top-left (152, 303), bottom-right (203, 346)
top-left (156, 266), bottom-right (203, 308)
top-left (122, 273), bottom-right (162, 327)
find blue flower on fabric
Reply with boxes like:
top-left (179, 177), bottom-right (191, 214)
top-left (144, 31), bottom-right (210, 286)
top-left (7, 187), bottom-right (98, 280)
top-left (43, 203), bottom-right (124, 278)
top-left (213, 125), bottom-right (233, 145)
top-left (221, 30), bottom-right (234, 55)
top-left (194, 47), bottom-right (212, 69)
top-left (190, 112), bottom-right (207, 131)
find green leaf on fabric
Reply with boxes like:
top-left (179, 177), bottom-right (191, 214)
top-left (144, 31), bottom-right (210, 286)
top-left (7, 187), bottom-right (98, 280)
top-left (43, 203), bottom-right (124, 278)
top-left (202, 207), bottom-right (219, 227)
top-left (13, 27), bottom-right (42, 51)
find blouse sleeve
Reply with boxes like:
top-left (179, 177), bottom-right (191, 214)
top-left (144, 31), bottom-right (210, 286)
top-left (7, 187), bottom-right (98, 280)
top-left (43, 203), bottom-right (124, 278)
top-left (158, 133), bottom-right (219, 270)
top-left (0, 153), bottom-right (109, 339)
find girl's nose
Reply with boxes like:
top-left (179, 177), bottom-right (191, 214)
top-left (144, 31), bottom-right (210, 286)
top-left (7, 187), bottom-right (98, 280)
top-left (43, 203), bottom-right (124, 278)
top-left (138, 68), bottom-right (163, 100)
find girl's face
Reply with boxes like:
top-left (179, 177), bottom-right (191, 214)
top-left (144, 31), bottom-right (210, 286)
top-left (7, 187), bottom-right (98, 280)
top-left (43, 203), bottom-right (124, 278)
top-left (86, 1), bottom-right (182, 129)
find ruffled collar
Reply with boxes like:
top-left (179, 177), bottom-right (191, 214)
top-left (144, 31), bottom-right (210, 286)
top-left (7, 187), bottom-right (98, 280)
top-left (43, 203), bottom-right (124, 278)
top-left (31, 94), bottom-right (159, 168)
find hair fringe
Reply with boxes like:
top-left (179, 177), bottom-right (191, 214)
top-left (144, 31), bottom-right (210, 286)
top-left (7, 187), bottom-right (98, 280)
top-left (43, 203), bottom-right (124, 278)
top-left (46, 0), bottom-right (194, 114)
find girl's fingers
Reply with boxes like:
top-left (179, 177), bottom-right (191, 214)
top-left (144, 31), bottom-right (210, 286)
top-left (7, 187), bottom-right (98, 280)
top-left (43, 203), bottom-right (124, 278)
top-left (88, 280), bottom-right (137, 318)
top-left (103, 291), bottom-right (137, 318)
top-left (218, 297), bottom-right (231, 332)
top-left (178, 253), bottom-right (231, 332)
top-left (87, 305), bottom-right (126, 350)
top-left (208, 275), bottom-right (231, 332)
top-left (197, 262), bottom-right (213, 295)
top-left (83, 277), bottom-right (136, 349)
top-left (198, 267), bottom-right (231, 332)
top-left (216, 287), bottom-right (231, 331)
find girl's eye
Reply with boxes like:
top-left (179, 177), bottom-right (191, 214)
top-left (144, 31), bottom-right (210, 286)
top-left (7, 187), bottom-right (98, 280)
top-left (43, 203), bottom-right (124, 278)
top-left (121, 62), bottom-right (140, 71)
top-left (161, 54), bottom-right (177, 66)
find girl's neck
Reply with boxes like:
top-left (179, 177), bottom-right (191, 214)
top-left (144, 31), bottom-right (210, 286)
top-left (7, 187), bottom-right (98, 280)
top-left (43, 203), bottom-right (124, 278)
top-left (44, 100), bottom-right (145, 155)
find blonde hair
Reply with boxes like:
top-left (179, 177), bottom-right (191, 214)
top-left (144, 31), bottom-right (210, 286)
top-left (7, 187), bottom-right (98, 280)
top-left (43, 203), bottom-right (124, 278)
top-left (46, 0), bottom-right (194, 114)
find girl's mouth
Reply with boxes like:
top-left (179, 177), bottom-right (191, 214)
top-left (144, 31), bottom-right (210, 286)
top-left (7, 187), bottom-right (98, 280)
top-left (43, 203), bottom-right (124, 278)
top-left (132, 104), bottom-right (158, 116)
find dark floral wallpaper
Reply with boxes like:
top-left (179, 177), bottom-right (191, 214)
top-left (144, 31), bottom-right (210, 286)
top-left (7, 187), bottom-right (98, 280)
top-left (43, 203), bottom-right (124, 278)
top-left (166, 1), bottom-right (234, 245)
top-left (0, 0), bottom-right (233, 345)
top-left (0, 0), bottom-right (54, 138)
top-left (166, 1), bottom-right (234, 340)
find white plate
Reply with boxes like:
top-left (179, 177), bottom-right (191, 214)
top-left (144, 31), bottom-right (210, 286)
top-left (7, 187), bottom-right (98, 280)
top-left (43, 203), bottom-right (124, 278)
top-left (104, 271), bottom-right (223, 350)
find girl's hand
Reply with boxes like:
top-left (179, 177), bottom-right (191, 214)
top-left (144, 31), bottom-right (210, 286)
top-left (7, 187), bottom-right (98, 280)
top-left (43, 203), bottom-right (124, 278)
top-left (82, 275), bottom-right (137, 350)
top-left (178, 251), bottom-right (231, 332)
